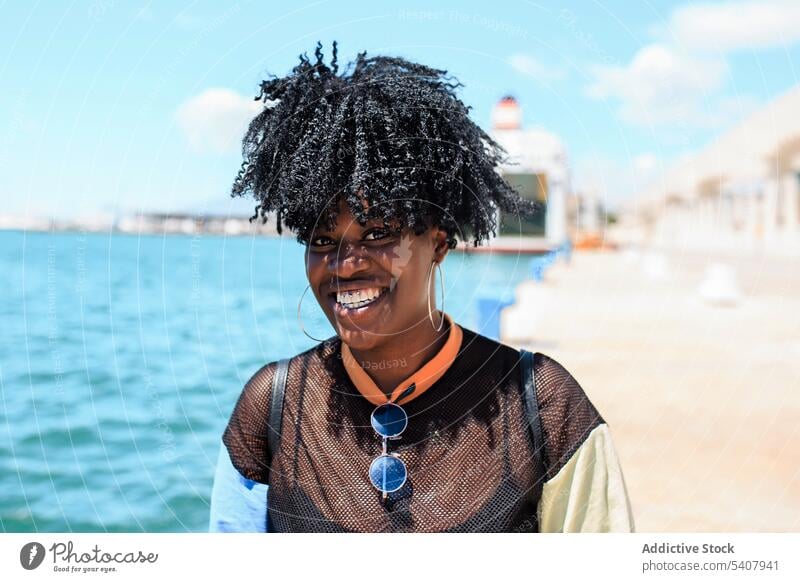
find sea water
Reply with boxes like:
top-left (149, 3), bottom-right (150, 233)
top-left (0, 229), bottom-right (530, 532)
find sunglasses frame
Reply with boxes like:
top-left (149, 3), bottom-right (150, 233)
top-left (369, 402), bottom-right (409, 498)
top-left (369, 453), bottom-right (408, 495)
top-left (370, 402), bottom-right (408, 438)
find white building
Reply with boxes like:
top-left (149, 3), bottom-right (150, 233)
top-left (627, 85), bottom-right (800, 256)
top-left (489, 96), bottom-right (571, 247)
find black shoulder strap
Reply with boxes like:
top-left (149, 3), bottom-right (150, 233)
top-left (267, 357), bottom-right (291, 474)
top-left (519, 349), bottom-right (547, 502)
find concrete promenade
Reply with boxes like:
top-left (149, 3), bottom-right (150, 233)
top-left (502, 245), bottom-right (800, 531)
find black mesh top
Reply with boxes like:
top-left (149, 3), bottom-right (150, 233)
top-left (222, 325), bottom-right (604, 532)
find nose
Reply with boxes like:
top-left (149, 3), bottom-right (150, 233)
top-left (329, 240), bottom-right (370, 278)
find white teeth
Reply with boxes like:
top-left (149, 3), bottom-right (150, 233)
top-left (336, 287), bottom-right (385, 308)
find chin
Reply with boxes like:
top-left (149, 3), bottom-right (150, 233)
top-left (336, 326), bottom-right (384, 351)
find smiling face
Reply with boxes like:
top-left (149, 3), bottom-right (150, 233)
top-left (304, 198), bottom-right (450, 352)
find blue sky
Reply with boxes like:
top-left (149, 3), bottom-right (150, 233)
top-left (2, 0), bottom-right (799, 218)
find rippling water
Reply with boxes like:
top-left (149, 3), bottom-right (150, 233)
top-left (0, 229), bottom-right (531, 532)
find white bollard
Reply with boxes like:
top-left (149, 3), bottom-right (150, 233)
top-left (698, 263), bottom-right (742, 306)
top-left (642, 251), bottom-right (670, 280)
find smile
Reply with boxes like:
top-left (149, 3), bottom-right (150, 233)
top-left (335, 287), bottom-right (388, 308)
top-left (329, 286), bottom-right (390, 316)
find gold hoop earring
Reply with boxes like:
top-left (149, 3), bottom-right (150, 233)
top-left (297, 284), bottom-right (327, 342)
top-left (427, 261), bottom-right (445, 332)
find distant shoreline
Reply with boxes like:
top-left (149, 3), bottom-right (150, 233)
top-left (0, 227), bottom-right (554, 254)
top-left (0, 226), bottom-right (282, 239)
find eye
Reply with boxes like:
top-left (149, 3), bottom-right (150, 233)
top-left (310, 235), bottom-right (334, 247)
top-left (364, 228), bottom-right (391, 241)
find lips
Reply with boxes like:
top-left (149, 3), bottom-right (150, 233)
top-left (327, 283), bottom-right (392, 322)
top-left (326, 279), bottom-right (388, 294)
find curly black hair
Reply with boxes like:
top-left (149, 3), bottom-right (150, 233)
top-left (231, 41), bottom-right (541, 249)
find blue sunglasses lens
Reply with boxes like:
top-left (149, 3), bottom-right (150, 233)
top-left (369, 454), bottom-right (407, 493)
top-left (370, 403), bottom-right (408, 438)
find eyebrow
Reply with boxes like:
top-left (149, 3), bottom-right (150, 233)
top-left (314, 220), bottom-right (397, 236)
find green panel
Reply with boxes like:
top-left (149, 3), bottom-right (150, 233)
top-left (498, 173), bottom-right (547, 236)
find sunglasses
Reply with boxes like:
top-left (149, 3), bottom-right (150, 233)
top-left (368, 402), bottom-right (408, 499)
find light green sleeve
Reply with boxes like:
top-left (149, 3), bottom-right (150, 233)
top-left (537, 423), bottom-right (635, 532)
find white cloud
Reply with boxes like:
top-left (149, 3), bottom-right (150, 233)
top-left (508, 53), bottom-right (566, 83)
top-left (586, 44), bottom-right (732, 127)
top-left (634, 153), bottom-right (658, 174)
top-left (578, 1), bottom-right (787, 203)
top-left (175, 88), bottom-right (262, 154)
top-left (667, 0), bottom-right (800, 51)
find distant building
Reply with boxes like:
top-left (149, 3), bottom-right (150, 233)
top-left (627, 85), bottom-right (800, 256)
top-left (489, 95), bottom-right (571, 246)
top-left (115, 212), bottom-right (280, 236)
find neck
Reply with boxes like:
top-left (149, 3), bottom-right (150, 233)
top-left (347, 311), bottom-right (449, 398)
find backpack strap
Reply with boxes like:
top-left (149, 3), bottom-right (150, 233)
top-left (267, 357), bottom-right (291, 473)
top-left (519, 349), bottom-right (547, 505)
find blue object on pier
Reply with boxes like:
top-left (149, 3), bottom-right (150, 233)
top-left (529, 243), bottom-right (570, 281)
top-left (558, 240), bottom-right (573, 264)
top-left (475, 289), bottom-right (515, 341)
top-left (529, 253), bottom-right (553, 282)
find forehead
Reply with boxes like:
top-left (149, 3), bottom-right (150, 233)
top-left (317, 198), bottom-right (401, 233)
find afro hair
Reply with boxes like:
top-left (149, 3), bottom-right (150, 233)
top-left (231, 41), bottom-right (541, 249)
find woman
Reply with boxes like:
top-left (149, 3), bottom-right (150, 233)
top-left (209, 42), bottom-right (634, 533)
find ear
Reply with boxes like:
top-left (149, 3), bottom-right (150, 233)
top-left (432, 227), bottom-right (450, 263)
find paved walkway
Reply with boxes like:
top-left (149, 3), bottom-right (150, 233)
top-left (502, 246), bottom-right (800, 531)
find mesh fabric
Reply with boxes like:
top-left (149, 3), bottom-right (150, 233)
top-left (222, 326), bottom-right (603, 532)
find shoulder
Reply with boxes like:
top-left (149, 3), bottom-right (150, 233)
top-left (242, 360), bottom-right (280, 399)
top-left (220, 361), bottom-right (280, 484)
top-left (457, 331), bottom-right (606, 479)
top-left (457, 325), bottom-right (523, 364)
top-left (530, 352), bottom-right (605, 480)
top-left (226, 358), bottom-right (283, 426)
top-left (530, 354), bottom-right (634, 532)
top-left (239, 360), bottom-right (280, 407)
top-left (235, 336), bottom-right (340, 404)
top-left (221, 338), bottom-right (340, 483)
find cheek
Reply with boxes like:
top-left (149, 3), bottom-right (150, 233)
top-left (305, 256), bottom-right (326, 298)
top-left (381, 235), bottom-right (428, 284)
top-left (379, 252), bottom-right (429, 299)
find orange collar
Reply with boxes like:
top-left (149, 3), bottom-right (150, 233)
top-left (341, 312), bottom-right (463, 406)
